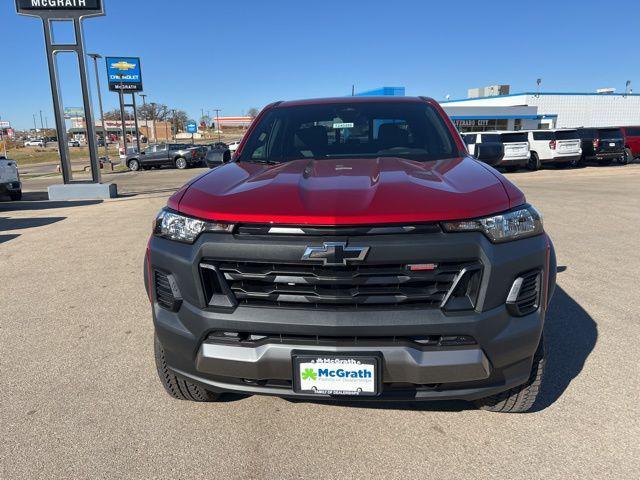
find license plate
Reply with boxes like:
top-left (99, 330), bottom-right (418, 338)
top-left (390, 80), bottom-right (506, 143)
top-left (293, 353), bottom-right (380, 396)
top-left (610, 142), bottom-right (616, 147)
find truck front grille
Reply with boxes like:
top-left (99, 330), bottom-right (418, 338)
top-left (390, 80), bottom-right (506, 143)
top-left (205, 261), bottom-right (480, 309)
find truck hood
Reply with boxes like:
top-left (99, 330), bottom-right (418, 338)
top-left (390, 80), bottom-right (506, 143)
top-left (174, 156), bottom-right (522, 225)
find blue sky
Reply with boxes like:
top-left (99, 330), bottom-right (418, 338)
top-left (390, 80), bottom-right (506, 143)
top-left (2, 0), bottom-right (639, 129)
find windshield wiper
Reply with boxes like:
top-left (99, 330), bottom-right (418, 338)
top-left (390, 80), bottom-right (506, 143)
top-left (242, 158), bottom-right (280, 165)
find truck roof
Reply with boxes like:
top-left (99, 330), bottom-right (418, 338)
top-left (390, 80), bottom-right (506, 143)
top-left (276, 96), bottom-right (432, 108)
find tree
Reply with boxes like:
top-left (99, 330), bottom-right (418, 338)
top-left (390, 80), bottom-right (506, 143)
top-left (103, 109), bottom-right (133, 121)
top-left (169, 110), bottom-right (189, 131)
top-left (247, 107), bottom-right (259, 118)
top-left (139, 102), bottom-right (169, 122)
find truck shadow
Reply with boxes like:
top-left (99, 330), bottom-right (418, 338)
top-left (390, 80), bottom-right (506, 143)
top-left (281, 285), bottom-right (597, 413)
top-left (0, 198), bottom-right (102, 212)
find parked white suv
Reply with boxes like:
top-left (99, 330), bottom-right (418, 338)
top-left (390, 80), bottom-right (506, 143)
top-left (0, 156), bottom-right (22, 201)
top-left (462, 131), bottom-right (530, 171)
top-left (524, 129), bottom-right (582, 170)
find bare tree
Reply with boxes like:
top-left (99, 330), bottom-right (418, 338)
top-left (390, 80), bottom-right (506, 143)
top-left (103, 109), bottom-right (133, 120)
top-left (247, 107), bottom-right (260, 118)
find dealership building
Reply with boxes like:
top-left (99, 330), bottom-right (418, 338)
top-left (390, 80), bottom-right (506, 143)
top-left (440, 89), bottom-right (640, 132)
top-left (357, 85), bottom-right (640, 132)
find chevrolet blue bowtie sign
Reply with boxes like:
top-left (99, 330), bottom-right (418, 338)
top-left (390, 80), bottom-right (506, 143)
top-left (16, 0), bottom-right (102, 12)
top-left (106, 56), bottom-right (143, 92)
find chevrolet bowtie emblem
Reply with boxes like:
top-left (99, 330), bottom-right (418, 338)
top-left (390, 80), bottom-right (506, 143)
top-left (302, 242), bottom-right (370, 266)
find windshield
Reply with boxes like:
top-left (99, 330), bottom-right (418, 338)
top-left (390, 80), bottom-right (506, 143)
top-left (238, 102), bottom-right (460, 163)
top-left (597, 128), bottom-right (623, 139)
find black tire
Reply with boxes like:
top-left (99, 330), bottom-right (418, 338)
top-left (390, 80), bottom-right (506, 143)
top-left (154, 335), bottom-right (221, 402)
top-left (527, 152), bottom-right (541, 171)
top-left (475, 337), bottom-right (545, 413)
top-left (128, 158), bottom-right (140, 171)
top-left (174, 157), bottom-right (188, 170)
top-left (622, 148), bottom-right (633, 165)
top-left (9, 190), bottom-right (22, 201)
top-left (568, 155), bottom-right (581, 168)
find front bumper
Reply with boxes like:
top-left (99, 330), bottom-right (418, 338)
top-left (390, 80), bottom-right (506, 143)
top-left (147, 230), bottom-right (555, 401)
top-left (0, 181), bottom-right (21, 194)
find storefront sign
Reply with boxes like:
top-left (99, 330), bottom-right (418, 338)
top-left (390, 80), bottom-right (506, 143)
top-left (454, 119), bottom-right (490, 127)
top-left (106, 57), bottom-right (143, 92)
top-left (15, 0), bottom-right (103, 15)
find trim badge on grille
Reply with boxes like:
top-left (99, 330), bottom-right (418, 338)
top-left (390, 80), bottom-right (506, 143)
top-left (302, 242), bottom-right (370, 266)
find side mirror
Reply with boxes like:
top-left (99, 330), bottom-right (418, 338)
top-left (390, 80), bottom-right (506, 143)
top-left (474, 143), bottom-right (504, 165)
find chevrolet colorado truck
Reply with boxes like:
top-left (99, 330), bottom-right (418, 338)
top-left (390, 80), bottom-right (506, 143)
top-left (145, 97), bottom-right (556, 412)
top-left (126, 143), bottom-right (205, 171)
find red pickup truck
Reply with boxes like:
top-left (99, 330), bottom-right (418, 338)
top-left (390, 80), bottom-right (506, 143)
top-left (620, 126), bottom-right (640, 164)
top-left (145, 96), bottom-right (556, 412)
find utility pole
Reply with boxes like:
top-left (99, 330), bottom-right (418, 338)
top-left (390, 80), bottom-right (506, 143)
top-left (88, 53), bottom-right (109, 159)
top-left (172, 109), bottom-right (177, 141)
top-left (33, 114), bottom-right (37, 133)
top-left (0, 116), bottom-right (6, 158)
top-left (213, 108), bottom-right (221, 142)
top-left (140, 94), bottom-right (150, 142)
top-left (39, 110), bottom-right (46, 147)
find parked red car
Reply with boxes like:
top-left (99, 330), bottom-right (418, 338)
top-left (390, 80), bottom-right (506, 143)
top-left (619, 126), bottom-right (640, 164)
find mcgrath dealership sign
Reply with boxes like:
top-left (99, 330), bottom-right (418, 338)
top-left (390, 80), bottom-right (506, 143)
top-left (106, 57), bottom-right (143, 92)
top-left (15, 0), bottom-right (103, 15)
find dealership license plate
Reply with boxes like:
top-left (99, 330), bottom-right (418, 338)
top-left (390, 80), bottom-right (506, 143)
top-left (293, 354), bottom-right (379, 396)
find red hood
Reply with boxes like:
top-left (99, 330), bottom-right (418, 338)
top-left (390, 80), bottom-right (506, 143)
top-left (174, 156), bottom-right (524, 225)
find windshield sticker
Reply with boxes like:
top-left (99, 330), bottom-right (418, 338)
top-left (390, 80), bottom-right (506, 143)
top-left (333, 122), bottom-right (354, 129)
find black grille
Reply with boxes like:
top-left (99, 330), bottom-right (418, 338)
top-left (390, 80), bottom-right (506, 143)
top-left (509, 270), bottom-right (541, 316)
top-left (211, 261), bottom-right (477, 309)
top-left (206, 331), bottom-right (477, 347)
top-left (154, 270), bottom-right (181, 311)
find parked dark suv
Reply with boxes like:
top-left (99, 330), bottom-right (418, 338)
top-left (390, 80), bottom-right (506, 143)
top-left (146, 97), bottom-right (557, 412)
top-left (577, 127), bottom-right (625, 165)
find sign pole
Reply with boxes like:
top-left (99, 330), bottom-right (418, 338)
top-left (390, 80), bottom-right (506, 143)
top-left (117, 79), bottom-right (128, 165)
top-left (15, 0), bottom-right (117, 199)
top-left (41, 18), bottom-right (72, 183)
top-left (74, 18), bottom-right (101, 183)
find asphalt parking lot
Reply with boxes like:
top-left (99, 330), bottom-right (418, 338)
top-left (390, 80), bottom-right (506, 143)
top-left (1, 165), bottom-right (639, 479)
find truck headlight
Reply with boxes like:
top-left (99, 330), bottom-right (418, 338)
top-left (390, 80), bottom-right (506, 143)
top-left (442, 205), bottom-right (543, 243)
top-left (153, 208), bottom-right (233, 243)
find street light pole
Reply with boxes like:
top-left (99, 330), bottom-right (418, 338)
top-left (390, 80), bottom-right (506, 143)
top-left (88, 53), bottom-right (109, 159)
top-left (213, 108), bottom-right (221, 142)
top-left (139, 93), bottom-right (151, 142)
top-left (39, 110), bottom-right (46, 146)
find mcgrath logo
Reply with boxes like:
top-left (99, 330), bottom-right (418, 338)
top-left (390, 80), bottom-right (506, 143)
top-left (301, 368), bottom-right (317, 381)
top-left (111, 60), bottom-right (136, 71)
top-left (302, 242), bottom-right (369, 266)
